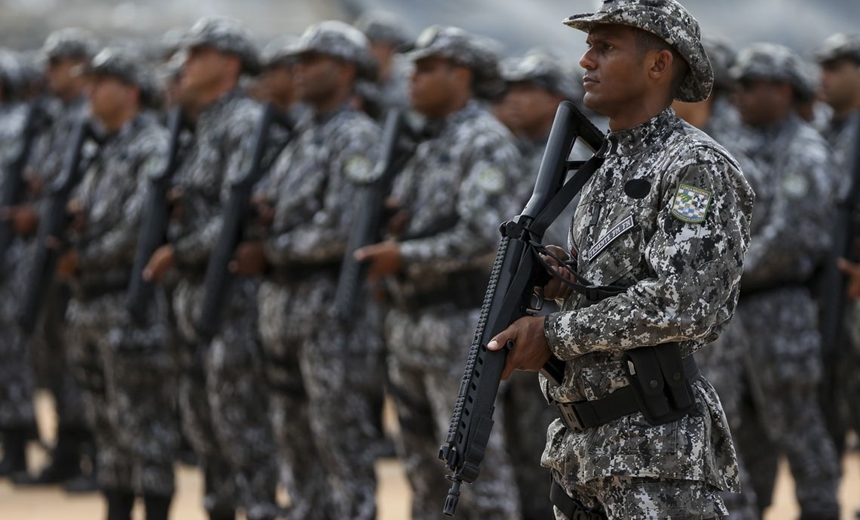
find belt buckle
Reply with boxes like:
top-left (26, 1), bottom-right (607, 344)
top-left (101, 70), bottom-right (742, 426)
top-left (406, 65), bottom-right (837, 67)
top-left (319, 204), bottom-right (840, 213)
top-left (557, 402), bottom-right (583, 432)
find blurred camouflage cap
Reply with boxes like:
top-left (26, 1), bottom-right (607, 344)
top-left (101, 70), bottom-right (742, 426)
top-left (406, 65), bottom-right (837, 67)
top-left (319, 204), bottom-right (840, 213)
top-left (261, 35), bottom-right (299, 68)
top-left (563, 0), bottom-right (713, 102)
top-left (0, 50), bottom-right (23, 92)
top-left (354, 11), bottom-right (411, 48)
top-left (291, 20), bottom-right (377, 81)
top-left (87, 48), bottom-right (162, 109)
top-left (501, 48), bottom-right (581, 100)
top-left (702, 35), bottom-right (736, 92)
top-left (42, 28), bottom-right (98, 62)
top-left (408, 25), bottom-right (505, 100)
top-left (182, 17), bottom-right (261, 75)
top-left (731, 43), bottom-right (809, 94)
top-left (815, 33), bottom-right (860, 64)
top-left (794, 60), bottom-right (820, 102)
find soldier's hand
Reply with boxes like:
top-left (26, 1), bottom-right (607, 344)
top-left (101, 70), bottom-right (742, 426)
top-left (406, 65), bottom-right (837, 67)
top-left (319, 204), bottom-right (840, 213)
top-left (143, 245), bottom-right (175, 282)
top-left (56, 250), bottom-right (78, 280)
top-left (487, 316), bottom-right (552, 381)
top-left (384, 197), bottom-right (408, 236)
top-left (838, 258), bottom-right (860, 300)
top-left (2, 205), bottom-right (40, 237)
top-left (230, 241), bottom-right (268, 275)
top-left (67, 199), bottom-right (86, 232)
top-left (541, 245), bottom-right (575, 301)
top-left (25, 168), bottom-right (44, 198)
top-left (167, 187), bottom-right (184, 222)
top-left (354, 240), bottom-right (403, 281)
top-left (252, 200), bottom-right (275, 228)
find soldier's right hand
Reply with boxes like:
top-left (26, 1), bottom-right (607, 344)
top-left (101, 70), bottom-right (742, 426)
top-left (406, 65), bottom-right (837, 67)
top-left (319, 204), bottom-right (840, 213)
top-left (541, 245), bottom-right (575, 301)
top-left (2, 205), bottom-right (40, 237)
top-left (230, 241), bottom-right (268, 275)
top-left (143, 245), bottom-right (175, 282)
top-left (838, 258), bottom-right (860, 300)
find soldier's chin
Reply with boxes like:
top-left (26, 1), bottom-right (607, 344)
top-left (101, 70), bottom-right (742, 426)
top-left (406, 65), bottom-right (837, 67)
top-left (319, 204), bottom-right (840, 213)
top-left (582, 92), bottom-right (608, 116)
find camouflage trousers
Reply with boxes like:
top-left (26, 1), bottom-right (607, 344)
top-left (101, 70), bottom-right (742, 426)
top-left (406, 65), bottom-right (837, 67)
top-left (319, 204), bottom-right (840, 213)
top-left (259, 274), bottom-right (385, 520)
top-left (733, 288), bottom-right (840, 518)
top-left (0, 248), bottom-right (36, 433)
top-left (551, 475), bottom-right (728, 520)
top-left (65, 289), bottom-right (178, 496)
top-left (385, 304), bottom-right (521, 520)
top-left (173, 277), bottom-right (280, 520)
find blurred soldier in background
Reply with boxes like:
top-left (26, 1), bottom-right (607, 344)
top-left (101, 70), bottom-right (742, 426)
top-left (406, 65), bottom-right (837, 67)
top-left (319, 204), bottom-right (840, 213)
top-left (254, 36), bottom-right (301, 113)
top-left (58, 48), bottom-right (178, 520)
top-left (354, 10), bottom-right (412, 113)
top-left (355, 25), bottom-right (523, 520)
top-left (141, 18), bottom-right (281, 520)
top-left (730, 42), bottom-right (841, 520)
top-left (12, 27), bottom-right (98, 490)
top-left (234, 20), bottom-right (384, 520)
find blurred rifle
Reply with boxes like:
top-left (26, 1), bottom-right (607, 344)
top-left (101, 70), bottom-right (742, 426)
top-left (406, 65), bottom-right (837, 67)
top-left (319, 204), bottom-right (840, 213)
top-left (438, 101), bottom-right (605, 516)
top-left (194, 103), bottom-right (293, 341)
top-left (0, 99), bottom-right (52, 265)
top-left (126, 107), bottom-right (189, 322)
top-left (18, 118), bottom-right (100, 334)
top-left (332, 108), bottom-right (417, 325)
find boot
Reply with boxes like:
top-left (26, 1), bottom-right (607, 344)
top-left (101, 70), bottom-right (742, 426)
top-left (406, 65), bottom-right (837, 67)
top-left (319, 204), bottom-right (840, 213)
top-left (105, 489), bottom-right (135, 520)
top-left (143, 493), bottom-right (173, 520)
top-left (0, 430), bottom-right (28, 477)
top-left (12, 427), bottom-right (83, 486)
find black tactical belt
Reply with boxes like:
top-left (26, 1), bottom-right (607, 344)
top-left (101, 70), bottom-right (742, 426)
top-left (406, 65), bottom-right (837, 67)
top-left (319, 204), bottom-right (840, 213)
top-left (556, 355), bottom-right (700, 432)
top-left (270, 262), bottom-right (341, 284)
top-left (550, 480), bottom-right (607, 520)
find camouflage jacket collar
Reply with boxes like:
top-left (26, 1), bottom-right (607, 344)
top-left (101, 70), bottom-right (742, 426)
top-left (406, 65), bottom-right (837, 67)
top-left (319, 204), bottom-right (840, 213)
top-left (307, 102), bottom-right (352, 128)
top-left (606, 107), bottom-right (676, 157)
top-left (196, 87), bottom-right (246, 129)
top-left (427, 100), bottom-right (482, 139)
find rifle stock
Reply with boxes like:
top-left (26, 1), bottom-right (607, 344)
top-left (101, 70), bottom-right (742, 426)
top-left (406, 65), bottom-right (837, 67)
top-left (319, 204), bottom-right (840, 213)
top-left (18, 118), bottom-right (99, 334)
top-left (439, 101), bottom-right (604, 516)
top-left (194, 103), bottom-right (293, 341)
top-left (126, 107), bottom-right (188, 322)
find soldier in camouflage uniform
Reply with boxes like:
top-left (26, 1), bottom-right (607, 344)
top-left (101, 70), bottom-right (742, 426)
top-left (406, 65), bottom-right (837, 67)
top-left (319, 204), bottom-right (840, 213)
top-left (356, 25), bottom-right (523, 520)
top-left (233, 21), bottom-right (384, 520)
top-left (0, 49), bottom-right (39, 478)
top-left (11, 28), bottom-right (98, 488)
top-left (727, 43), bottom-right (841, 519)
top-left (355, 11), bottom-right (412, 113)
top-left (55, 49), bottom-right (178, 520)
top-left (141, 18), bottom-right (281, 520)
top-left (488, 1), bottom-right (754, 518)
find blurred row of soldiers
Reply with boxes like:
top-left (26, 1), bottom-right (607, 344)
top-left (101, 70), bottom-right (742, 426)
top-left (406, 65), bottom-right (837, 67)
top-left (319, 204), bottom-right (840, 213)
top-left (0, 9), bottom-right (858, 520)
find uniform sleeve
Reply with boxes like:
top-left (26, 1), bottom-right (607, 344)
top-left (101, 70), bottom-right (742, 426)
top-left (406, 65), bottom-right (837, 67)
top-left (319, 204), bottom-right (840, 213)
top-left (265, 121), bottom-right (380, 266)
top-left (398, 132), bottom-right (523, 269)
top-left (740, 138), bottom-right (835, 288)
top-left (545, 149), bottom-right (753, 360)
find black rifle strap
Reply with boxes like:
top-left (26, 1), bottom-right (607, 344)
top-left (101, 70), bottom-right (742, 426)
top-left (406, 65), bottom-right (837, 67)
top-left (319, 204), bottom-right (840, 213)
top-left (527, 240), bottom-right (625, 301)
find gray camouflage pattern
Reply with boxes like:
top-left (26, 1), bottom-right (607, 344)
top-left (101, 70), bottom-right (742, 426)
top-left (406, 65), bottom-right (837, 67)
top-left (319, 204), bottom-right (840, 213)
top-left (182, 17), bottom-right (261, 75)
top-left (563, 0), bottom-right (714, 102)
top-left (289, 20), bottom-right (377, 81)
top-left (355, 10), bottom-right (411, 47)
top-left (42, 27), bottom-right (97, 61)
top-left (383, 100), bottom-right (523, 519)
top-left (501, 48), bottom-right (582, 101)
top-left (541, 108), bottom-right (753, 502)
top-left (815, 33), bottom-right (860, 64)
top-left (259, 103), bottom-right (384, 520)
top-left (730, 43), bottom-right (809, 96)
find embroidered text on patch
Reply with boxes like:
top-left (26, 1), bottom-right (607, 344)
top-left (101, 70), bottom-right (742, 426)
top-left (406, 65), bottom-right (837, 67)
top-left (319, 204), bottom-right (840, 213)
top-left (671, 184), bottom-right (712, 224)
top-left (586, 215), bottom-right (634, 262)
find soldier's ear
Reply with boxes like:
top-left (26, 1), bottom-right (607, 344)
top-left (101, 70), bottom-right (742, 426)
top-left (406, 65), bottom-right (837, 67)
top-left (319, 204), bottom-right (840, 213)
top-left (648, 49), bottom-right (673, 81)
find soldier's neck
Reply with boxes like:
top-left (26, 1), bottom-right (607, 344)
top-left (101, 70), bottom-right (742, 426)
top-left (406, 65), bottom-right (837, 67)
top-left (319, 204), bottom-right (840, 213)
top-left (311, 87), bottom-right (352, 119)
top-left (100, 107), bottom-right (138, 133)
top-left (196, 78), bottom-right (239, 113)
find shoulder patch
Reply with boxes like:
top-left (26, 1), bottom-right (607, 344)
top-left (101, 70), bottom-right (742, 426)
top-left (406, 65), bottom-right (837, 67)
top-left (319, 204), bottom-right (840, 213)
top-left (477, 166), bottom-right (506, 195)
top-left (782, 172), bottom-right (809, 198)
top-left (671, 183), bottom-right (712, 224)
top-left (344, 155), bottom-right (375, 183)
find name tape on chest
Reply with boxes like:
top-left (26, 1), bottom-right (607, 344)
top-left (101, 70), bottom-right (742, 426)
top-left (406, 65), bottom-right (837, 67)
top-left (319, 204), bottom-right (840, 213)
top-left (585, 214), bottom-right (634, 262)
top-left (671, 183), bottom-right (712, 224)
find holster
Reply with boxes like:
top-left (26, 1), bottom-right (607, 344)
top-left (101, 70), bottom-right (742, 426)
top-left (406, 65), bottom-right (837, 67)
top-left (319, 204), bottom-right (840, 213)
top-left (624, 343), bottom-right (699, 425)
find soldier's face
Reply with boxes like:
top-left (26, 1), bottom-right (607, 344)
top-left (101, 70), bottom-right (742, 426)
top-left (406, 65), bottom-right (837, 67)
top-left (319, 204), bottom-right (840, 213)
top-left (180, 46), bottom-right (235, 97)
top-left (409, 57), bottom-right (463, 118)
top-left (820, 59), bottom-right (860, 112)
top-left (88, 75), bottom-right (135, 125)
top-left (294, 53), bottom-right (349, 105)
top-left (579, 25), bottom-right (651, 118)
top-left (505, 82), bottom-right (563, 138)
top-left (263, 63), bottom-right (296, 103)
top-left (46, 57), bottom-right (86, 98)
top-left (735, 79), bottom-right (792, 127)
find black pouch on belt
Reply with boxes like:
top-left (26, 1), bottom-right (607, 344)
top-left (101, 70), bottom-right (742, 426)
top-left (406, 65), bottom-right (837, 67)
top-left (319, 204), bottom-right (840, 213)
top-left (623, 342), bottom-right (698, 425)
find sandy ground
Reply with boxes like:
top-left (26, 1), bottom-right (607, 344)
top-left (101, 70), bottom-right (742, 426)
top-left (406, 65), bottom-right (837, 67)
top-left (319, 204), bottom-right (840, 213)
top-left (1, 393), bottom-right (858, 520)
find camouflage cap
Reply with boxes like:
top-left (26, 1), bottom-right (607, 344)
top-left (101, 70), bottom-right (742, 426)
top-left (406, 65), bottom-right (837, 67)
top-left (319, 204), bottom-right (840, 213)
top-left (702, 35), bottom-right (736, 92)
top-left (290, 20), bottom-right (377, 81)
top-left (261, 35), bottom-right (299, 68)
top-left (182, 17), bottom-right (261, 75)
top-left (0, 49), bottom-right (23, 97)
top-left (563, 0), bottom-right (713, 102)
top-left (408, 25), bottom-right (505, 100)
top-left (354, 11), bottom-right (411, 48)
top-left (815, 33), bottom-right (860, 65)
top-left (730, 43), bottom-right (809, 95)
top-left (42, 28), bottom-right (98, 62)
top-left (86, 48), bottom-right (162, 109)
top-left (501, 48), bottom-right (581, 100)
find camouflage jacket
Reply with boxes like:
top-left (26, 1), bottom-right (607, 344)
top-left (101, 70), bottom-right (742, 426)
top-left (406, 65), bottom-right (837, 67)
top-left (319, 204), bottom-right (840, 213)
top-left (167, 89), bottom-right (262, 269)
top-left (386, 101), bottom-right (523, 299)
top-left (736, 114), bottom-right (836, 289)
top-left (541, 108), bottom-right (752, 488)
top-left (70, 113), bottom-right (168, 290)
top-left (261, 103), bottom-right (380, 267)
top-left (29, 95), bottom-right (89, 187)
top-left (823, 111), bottom-right (859, 199)
top-left (0, 102), bottom-right (28, 162)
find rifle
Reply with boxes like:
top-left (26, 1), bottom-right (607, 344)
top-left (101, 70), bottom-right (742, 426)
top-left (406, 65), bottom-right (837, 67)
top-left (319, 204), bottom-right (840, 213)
top-left (438, 101), bottom-right (605, 516)
top-left (0, 99), bottom-right (52, 265)
top-left (18, 118), bottom-right (100, 334)
top-left (194, 103), bottom-right (293, 341)
top-left (332, 108), bottom-right (416, 325)
top-left (126, 107), bottom-right (188, 323)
